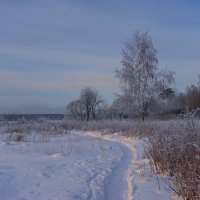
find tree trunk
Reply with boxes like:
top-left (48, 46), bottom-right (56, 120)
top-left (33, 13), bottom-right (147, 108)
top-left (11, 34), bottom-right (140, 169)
top-left (86, 107), bottom-right (90, 121)
top-left (141, 112), bottom-right (145, 121)
top-left (92, 112), bottom-right (96, 120)
top-left (86, 113), bottom-right (89, 121)
top-left (139, 105), bottom-right (145, 121)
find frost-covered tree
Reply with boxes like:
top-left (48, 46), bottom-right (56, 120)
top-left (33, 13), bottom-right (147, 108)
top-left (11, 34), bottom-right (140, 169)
top-left (110, 94), bottom-right (135, 119)
top-left (186, 76), bottom-right (200, 111)
top-left (67, 87), bottom-right (104, 121)
top-left (66, 99), bottom-right (85, 120)
top-left (149, 91), bottom-right (186, 116)
top-left (115, 31), bottom-right (174, 120)
top-left (80, 87), bottom-right (104, 121)
top-left (159, 88), bottom-right (175, 100)
top-left (80, 88), bottom-right (93, 121)
top-left (90, 90), bottom-right (104, 120)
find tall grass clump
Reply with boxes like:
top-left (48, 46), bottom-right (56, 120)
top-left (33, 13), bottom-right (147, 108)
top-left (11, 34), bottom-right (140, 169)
top-left (145, 108), bottom-right (200, 199)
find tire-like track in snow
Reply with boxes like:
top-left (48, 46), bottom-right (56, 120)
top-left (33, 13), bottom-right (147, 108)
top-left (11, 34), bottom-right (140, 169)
top-left (104, 140), bottom-right (134, 200)
top-left (77, 132), bottom-right (135, 200)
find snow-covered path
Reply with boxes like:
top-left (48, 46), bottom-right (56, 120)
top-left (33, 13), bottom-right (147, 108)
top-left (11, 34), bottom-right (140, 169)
top-left (104, 142), bottom-right (133, 200)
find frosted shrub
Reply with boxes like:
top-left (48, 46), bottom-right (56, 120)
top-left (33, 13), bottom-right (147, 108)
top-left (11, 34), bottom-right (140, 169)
top-left (0, 120), bottom-right (65, 144)
top-left (145, 109), bottom-right (200, 200)
top-left (62, 119), bottom-right (158, 137)
top-left (12, 134), bottom-right (24, 142)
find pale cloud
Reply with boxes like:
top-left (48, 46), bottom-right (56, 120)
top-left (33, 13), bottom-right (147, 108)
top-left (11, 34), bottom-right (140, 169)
top-left (0, 46), bottom-right (119, 68)
top-left (30, 72), bottom-right (118, 89)
top-left (0, 71), bottom-right (118, 90)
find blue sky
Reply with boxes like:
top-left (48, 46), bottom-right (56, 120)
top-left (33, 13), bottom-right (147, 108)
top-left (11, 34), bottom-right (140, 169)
top-left (0, 0), bottom-right (200, 113)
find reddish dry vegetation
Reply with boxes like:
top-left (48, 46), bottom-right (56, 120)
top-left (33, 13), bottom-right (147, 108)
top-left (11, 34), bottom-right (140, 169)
top-left (145, 109), bottom-right (200, 200)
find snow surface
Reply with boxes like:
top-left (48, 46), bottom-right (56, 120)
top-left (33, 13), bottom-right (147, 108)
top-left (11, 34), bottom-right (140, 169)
top-left (0, 131), bottom-right (178, 200)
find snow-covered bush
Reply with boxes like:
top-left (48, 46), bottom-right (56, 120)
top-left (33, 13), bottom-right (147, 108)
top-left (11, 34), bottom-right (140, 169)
top-left (145, 108), bottom-right (200, 199)
top-left (62, 119), bottom-right (162, 137)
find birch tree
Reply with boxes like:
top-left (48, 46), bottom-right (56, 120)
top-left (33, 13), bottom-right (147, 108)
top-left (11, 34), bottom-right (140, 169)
top-left (115, 31), bottom-right (174, 120)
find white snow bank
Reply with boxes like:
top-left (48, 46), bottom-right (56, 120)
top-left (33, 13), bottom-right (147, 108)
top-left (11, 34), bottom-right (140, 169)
top-left (0, 133), bottom-right (122, 200)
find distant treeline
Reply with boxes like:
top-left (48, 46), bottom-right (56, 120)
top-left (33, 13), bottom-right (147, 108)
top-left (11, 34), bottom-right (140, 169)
top-left (0, 114), bottom-right (64, 121)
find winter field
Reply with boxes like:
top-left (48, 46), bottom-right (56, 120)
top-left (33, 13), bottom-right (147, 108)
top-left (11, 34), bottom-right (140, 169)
top-left (0, 119), bottom-right (182, 200)
top-left (0, 115), bottom-right (199, 200)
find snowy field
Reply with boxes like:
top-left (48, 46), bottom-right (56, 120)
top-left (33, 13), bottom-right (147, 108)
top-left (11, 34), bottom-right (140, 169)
top-left (0, 128), bottom-right (177, 200)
